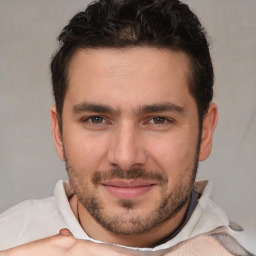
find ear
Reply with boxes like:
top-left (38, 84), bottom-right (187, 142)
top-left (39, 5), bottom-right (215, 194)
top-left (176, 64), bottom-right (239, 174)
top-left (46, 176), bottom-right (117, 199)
top-left (50, 105), bottom-right (65, 161)
top-left (199, 103), bottom-right (218, 162)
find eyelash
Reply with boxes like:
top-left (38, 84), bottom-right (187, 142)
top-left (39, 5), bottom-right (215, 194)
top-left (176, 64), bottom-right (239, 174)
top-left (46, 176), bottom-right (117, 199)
top-left (147, 116), bottom-right (173, 125)
top-left (82, 116), bottom-right (107, 124)
top-left (81, 115), bottom-right (174, 127)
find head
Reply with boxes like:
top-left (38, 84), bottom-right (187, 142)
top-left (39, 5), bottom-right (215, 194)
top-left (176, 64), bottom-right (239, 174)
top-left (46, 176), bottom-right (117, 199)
top-left (51, 0), bottom-right (214, 131)
top-left (50, 0), bottom-right (217, 242)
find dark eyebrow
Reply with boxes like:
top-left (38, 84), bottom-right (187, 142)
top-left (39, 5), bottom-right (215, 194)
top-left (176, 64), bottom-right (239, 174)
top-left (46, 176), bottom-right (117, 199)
top-left (138, 103), bottom-right (184, 114)
top-left (72, 103), bottom-right (119, 115)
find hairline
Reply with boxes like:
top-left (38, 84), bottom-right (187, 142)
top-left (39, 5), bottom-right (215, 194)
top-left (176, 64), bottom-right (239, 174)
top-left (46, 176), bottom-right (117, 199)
top-left (57, 45), bottom-right (204, 131)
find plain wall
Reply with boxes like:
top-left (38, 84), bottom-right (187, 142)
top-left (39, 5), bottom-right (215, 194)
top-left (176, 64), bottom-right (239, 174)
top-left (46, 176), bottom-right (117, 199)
top-left (0, 0), bottom-right (255, 238)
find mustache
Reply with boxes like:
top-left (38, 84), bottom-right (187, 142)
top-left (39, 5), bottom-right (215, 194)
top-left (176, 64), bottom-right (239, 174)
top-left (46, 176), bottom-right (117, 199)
top-left (91, 168), bottom-right (168, 186)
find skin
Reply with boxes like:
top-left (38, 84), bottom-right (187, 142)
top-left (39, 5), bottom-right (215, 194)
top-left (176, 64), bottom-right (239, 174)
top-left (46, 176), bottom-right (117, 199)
top-left (51, 47), bottom-right (217, 247)
top-left (2, 47), bottom-right (217, 254)
top-left (1, 229), bottom-right (233, 256)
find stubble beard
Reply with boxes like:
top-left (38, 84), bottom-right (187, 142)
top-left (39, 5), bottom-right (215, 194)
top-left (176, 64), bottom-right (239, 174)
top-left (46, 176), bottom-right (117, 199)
top-left (65, 152), bottom-right (199, 236)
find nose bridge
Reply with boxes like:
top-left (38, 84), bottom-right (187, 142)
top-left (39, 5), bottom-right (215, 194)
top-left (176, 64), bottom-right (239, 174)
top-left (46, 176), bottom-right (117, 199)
top-left (108, 121), bottom-right (146, 170)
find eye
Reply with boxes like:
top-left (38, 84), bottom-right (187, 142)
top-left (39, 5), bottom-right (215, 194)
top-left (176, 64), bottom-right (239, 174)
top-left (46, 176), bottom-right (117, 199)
top-left (84, 116), bottom-right (106, 124)
top-left (149, 116), bottom-right (168, 124)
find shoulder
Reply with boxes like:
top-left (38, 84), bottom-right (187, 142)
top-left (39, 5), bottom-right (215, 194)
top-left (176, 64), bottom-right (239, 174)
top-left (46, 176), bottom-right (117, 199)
top-left (0, 197), bottom-right (67, 250)
top-left (0, 196), bottom-right (59, 224)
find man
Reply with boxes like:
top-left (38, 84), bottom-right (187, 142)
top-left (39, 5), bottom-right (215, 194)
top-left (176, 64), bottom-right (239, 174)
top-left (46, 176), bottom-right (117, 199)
top-left (0, 0), bottom-right (255, 255)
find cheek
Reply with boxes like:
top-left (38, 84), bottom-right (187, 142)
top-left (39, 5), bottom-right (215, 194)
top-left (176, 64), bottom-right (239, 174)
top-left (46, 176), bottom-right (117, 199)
top-left (63, 131), bottom-right (108, 171)
top-left (147, 132), bottom-right (197, 173)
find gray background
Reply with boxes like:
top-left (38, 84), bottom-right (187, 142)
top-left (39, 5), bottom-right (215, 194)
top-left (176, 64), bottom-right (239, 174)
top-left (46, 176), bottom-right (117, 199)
top-left (0, 0), bottom-right (255, 239)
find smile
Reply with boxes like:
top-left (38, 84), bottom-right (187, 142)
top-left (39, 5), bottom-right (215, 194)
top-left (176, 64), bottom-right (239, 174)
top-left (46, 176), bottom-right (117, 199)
top-left (102, 179), bottom-right (156, 200)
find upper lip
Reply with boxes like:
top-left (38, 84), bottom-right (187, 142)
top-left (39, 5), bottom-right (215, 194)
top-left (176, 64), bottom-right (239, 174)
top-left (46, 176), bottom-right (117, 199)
top-left (102, 179), bottom-right (156, 188)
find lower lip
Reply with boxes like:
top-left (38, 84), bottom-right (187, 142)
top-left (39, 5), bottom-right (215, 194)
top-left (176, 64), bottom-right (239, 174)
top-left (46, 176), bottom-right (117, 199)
top-left (103, 185), bottom-right (154, 200)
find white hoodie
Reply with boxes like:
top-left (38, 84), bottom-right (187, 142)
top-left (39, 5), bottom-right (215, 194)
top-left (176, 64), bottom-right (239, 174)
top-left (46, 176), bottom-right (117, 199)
top-left (0, 180), bottom-right (255, 255)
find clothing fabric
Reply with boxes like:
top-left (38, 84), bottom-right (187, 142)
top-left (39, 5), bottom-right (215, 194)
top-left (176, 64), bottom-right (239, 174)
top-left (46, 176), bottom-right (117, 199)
top-left (0, 180), bottom-right (255, 255)
top-left (155, 190), bottom-right (200, 245)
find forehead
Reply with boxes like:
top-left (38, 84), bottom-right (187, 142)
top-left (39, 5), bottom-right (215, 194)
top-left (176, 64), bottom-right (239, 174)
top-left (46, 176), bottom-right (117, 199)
top-left (65, 47), bottom-right (194, 110)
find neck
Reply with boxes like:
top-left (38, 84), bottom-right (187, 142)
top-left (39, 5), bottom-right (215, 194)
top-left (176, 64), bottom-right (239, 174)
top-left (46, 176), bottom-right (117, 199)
top-left (70, 194), bottom-right (190, 248)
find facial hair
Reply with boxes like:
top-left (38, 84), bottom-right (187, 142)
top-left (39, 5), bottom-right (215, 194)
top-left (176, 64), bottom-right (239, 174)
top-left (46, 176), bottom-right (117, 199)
top-left (65, 150), bottom-right (199, 236)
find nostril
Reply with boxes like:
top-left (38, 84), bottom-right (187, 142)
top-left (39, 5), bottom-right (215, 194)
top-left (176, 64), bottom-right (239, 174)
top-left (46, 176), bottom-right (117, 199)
top-left (107, 127), bottom-right (147, 170)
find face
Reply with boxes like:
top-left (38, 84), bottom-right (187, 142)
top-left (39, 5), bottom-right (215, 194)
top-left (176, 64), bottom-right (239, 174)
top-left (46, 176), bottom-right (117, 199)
top-left (51, 47), bottom-right (217, 236)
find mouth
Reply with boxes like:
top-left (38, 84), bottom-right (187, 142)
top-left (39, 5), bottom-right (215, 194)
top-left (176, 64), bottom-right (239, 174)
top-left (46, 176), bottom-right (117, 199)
top-left (101, 179), bottom-right (156, 200)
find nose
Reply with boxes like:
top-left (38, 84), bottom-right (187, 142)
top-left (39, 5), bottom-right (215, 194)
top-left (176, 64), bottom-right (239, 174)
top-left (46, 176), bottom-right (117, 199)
top-left (107, 122), bottom-right (147, 171)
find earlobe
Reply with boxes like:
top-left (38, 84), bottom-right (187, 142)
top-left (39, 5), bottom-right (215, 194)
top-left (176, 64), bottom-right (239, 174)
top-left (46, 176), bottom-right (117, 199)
top-left (50, 105), bottom-right (65, 161)
top-left (199, 103), bottom-right (218, 162)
